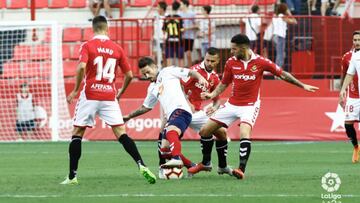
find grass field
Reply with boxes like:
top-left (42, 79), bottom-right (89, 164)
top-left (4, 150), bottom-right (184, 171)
top-left (0, 141), bottom-right (359, 203)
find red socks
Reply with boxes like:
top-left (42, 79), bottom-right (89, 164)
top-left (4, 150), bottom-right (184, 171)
top-left (166, 130), bottom-right (182, 157)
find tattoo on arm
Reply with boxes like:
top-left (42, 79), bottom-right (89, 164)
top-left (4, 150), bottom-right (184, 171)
top-left (128, 106), bottom-right (151, 119)
top-left (280, 71), bottom-right (304, 88)
top-left (212, 83), bottom-right (227, 98)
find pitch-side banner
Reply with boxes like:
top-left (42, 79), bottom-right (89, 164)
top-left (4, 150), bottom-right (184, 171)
top-left (66, 97), bottom-right (350, 141)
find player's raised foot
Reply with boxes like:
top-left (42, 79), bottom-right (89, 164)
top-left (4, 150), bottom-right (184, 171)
top-left (232, 168), bottom-right (245, 180)
top-left (60, 176), bottom-right (78, 185)
top-left (161, 158), bottom-right (183, 168)
top-left (187, 163), bottom-right (212, 175)
top-left (139, 165), bottom-right (156, 184)
top-left (352, 147), bottom-right (359, 163)
top-left (217, 166), bottom-right (233, 176)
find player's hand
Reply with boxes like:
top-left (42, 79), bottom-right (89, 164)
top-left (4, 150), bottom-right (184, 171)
top-left (198, 77), bottom-right (209, 89)
top-left (123, 115), bottom-right (131, 123)
top-left (201, 92), bottom-right (212, 100)
top-left (116, 88), bottom-right (124, 100)
top-left (303, 84), bottom-right (319, 92)
top-left (67, 90), bottom-right (78, 104)
top-left (205, 106), bottom-right (217, 116)
top-left (339, 90), bottom-right (347, 109)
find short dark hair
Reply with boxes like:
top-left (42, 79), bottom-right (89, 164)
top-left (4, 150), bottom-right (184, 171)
top-left (206, 47), bottom-right (219, 56)
top-left (203, 5), bottom-right (211, 14)
top-left (158, 1), bottom-right (167, 11)
top-left (276, 3), bottom-right (288, 15)
top-left (172, 1), bottom-right (180, 11)
top-left (180, 0), bottom-right (189, 7)
top-left (138, 57), bottom-right (155, 69)
top-left (92, 15), bottom-right (108, 32)
top-left (20, 83), bottom-right (28, 88)
top-left (353, 30), bottom-right (360, 36)
top-left (231, 34), bottom-right (250, 46)
top-left (251, 5), bottom-right (259, 13)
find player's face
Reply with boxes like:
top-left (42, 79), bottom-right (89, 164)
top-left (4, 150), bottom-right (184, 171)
top-left (21, 86), bottom-right (28, 93)
top-left (230, 43), bottom-right (248, 60)
top-left (204, 53), bottom-right (220, 71)
top-left (140, 64), bottom-right (158, 82)
top-left (353, 34), bottom-right (360, 51)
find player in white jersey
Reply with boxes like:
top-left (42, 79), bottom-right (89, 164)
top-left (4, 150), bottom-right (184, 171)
top-left (124, 57), bottom-right (208, 169)
top-left (339, 30), bottom-right (360, 163)
top-left (16, 83), bottom-right (35, 141)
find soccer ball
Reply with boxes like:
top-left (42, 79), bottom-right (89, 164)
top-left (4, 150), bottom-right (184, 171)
top-left (162, 167), bottom-right (183, 179)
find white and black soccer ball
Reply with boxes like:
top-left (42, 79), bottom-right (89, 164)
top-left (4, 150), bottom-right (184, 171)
top-left (162, 167), bottom-right (183, 179)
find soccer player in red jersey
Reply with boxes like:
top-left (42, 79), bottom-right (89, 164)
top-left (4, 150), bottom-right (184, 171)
top-left (60, 16), bottom-right (156, 185)
top-left (339, 31), bottom-right (360, 163)
top-left (193, 34), bottom-right (318, 179)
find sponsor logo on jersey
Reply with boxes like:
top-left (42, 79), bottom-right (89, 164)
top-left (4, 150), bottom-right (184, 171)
top-left (232, 66), bottom-right (242, 70)
top-left (233, 74), bottom-right (256, 81)
top-left (195, 82), bottom-right (208, 92)
top-left (97, 47), bottom-right (114, 55)
top-left (90, 83), bottom-right (113, 91)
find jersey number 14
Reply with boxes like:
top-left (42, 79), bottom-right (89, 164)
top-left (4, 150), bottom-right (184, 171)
top-left (94, 56), bottom-right (116, 83)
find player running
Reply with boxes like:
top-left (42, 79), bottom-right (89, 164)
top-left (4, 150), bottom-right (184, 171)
top-left (60, 16), bottom-right (156, 185)
top-left (189, 34), bottom-right (318, 179)
top-left (339, 30), bottom-right (360, 163)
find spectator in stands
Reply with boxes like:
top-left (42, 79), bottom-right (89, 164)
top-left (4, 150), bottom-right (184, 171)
top-left (163, 1), bottom-right (184, 67)
top-left (153, 1), bottom-right (167, 66)
top-left (89, 0), bottom-right (123, 19)
top-left (16, 83), bottom-right (36, 141)
top-left (272, 3), bottom-right (297, 69)
top-left (242, 5), bottom-right (261, 54)
top-left (197, 5), bottom-right (216, 59)
top-left (307, 0), bottom-right (317, 15)
top-left (179, 0), bottom-right (197, 67)
top-left (286, 0), bottom-right (302, 15)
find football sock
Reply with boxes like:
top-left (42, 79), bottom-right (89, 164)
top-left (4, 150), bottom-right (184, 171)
top-left (157, 132), bottom-right (166, 165)
top-left (345, 124), bottom-right (358, 148)
top-left (118, 134), bottom-right (145, 167)
top-left (239, 138), bottom-right (251, 173)
top-left (200, 136), bottom-right (214, 166)
top-left (69, 135), bottom-right (82, 179)
top-left (215, 139), bottom-right (228, 168)
top-left (166, 130), bottom-right (182, 157)
top-left (179, 154), bottom-right (193, 168)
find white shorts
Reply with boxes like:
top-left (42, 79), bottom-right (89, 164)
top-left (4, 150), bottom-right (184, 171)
top-left (189, 110), bottom-right (209, 132)
top-left (73, 92), bottom-right (124, 127)
top-left (345, 97), bottom-right (360, 122)
top-left (210, 101), bottom-right (261, 128)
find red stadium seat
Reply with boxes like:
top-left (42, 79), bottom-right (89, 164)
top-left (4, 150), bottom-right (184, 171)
top-left (49, 0), bottom-right (69, 8)
top-left (2, 62), bottom-right (21, 78)
top-left (63, 27), bottom-right (82, 42)
top-left (257, 0), bottom-right (276, 5)
top-left (82, 28), bottom-right (93, 41)
top-left (22, 62), bottom-right (43, 77)
top-left (193, 0), bottom-right (215, 6)
top-left (130, 0), bottom-right (153, 7)
top-left (7, 0), bottom-right (28, 9)
top-left (71, 44), bottom-right (81, 60)
top-left (232, 0), bottom-right (253, 5)
top-left (141, 26), bottom-right (153, 40)
top-left (63, 61), bottom-right (78, 77)
top-left (130, 41), bottom-right (151, 57)
top-left (29, 0), bottom-right (48, 8)
top-left (13, 45), bottom-right (32, 61)
top-left (0, 0), bottom-right (6, 8)
top-left (62, 44), bottom-right (71, 59)
top-left (214, 0), bottom-right (232, 5)
top-left (118, 42), bottom-right (131, 56)
top-left (69, 0), bottom-right (87, 8)
top-left (32, 45), bottom-right (51, 60)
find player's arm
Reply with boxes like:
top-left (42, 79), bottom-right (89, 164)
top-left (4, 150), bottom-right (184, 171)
top-left (339, 59), bottom-right (356, 108)
top-left (188, 70), bottom-right (208, 87)
top-left (201, 82), bottom-right (228, 100)
top-left (117, 71), bottom-right (133, 100)
top-left (123, 105), bottom-right (152, 122)
top-left (67, 62), bottom-right (86, 104)
top-left (205, 97), bottom-right (221, 116)
top-left (279, 71), bottom-right (318, 92)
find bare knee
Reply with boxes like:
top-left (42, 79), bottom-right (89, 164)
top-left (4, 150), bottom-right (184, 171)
top-left (213, 127), bottom-right (227, 141)
top-left (72, 127), bottom-right (86, 137)
top-left (112, 125), bottom-right (127, 139)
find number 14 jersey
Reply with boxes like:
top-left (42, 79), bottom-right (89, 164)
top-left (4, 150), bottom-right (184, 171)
top-left (79, 35), bottom-right (131, 101)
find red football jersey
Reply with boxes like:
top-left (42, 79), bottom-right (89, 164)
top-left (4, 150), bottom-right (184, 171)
top-left (79, 35), bottom-right (131, 101)
top-left (341, 50), bottom-right (359, 98)
top-left (222, 52), bottom-right (282, 106)
top-left (182, 62), bottom-right (220, 111)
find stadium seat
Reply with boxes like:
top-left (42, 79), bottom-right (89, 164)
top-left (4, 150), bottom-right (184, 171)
top-left (29, 0), bottom-right (48, 8)
top-left (32, 45), bottom-right (51, 60)
top-left (109, 26), bottom-right (139, 41)
top-left (0, 0), bottom-right (6, 8)
top-left (257, 0), bottom-right (277, 5)
top-left (22, 62), bottom-right (44, 77)
top-left (49, 0), bottom-right (69, 8)
top-left (214, 0), bottom-right (232, 5)
top-left (193, 0), bottom-right (215, 6)
top-left (131, 41), bottom-right (151, 57)
top-left (2, 62), bottom-right (21, 78)
top-left (141, 26), bottom-right (153, 41)
top-left (7, 0), bottom-right (28, 9)
top-left (69, 0), bottom-right (87, 8)
top-left (82, 28), bottom-right (93, 41)
top-left (118, 42), bottom-right (130, 56)
top-left (130, 0), bottom-right (153, 7)
top-left (63, 60), bottom-right (78, 77)
top-left (63, 27), bottom-right (82, 42)
top-left (62, 44), bottom-right (71, 59)
top-left (13, 45), bottom-right (32, 61)
top-left (71, 44), bottom-right (81, 60)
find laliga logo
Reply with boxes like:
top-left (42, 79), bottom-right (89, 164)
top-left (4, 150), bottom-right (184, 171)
top-left (321, 172), bottom-right (341, 192)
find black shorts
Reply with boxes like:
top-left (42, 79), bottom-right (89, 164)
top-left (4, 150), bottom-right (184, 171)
top-left (183, 39), bottom-right (194, 52)
top-left (16, 120), bottom-right (35, 132)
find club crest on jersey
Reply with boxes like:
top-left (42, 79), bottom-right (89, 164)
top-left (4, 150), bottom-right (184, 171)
top-left (250, 65), bottom-right (258, 72)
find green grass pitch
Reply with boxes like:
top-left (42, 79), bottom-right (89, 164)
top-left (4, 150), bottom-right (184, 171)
top-left (0, 141), bottom-right (358, 203)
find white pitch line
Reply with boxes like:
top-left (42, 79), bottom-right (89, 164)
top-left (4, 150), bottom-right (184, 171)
top-left (0, 194), bottom-right (359, 198)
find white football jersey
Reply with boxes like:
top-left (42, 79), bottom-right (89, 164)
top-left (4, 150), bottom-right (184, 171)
top-left (347, 51), bottom-right (360, 94)
top-left (143, 66), bottom-right (192, 119)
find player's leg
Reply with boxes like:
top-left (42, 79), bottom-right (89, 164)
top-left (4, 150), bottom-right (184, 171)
top-left (344, 98), bottom-right (360, 163)
top-left (345, 121), bottom-right (359, 163)
top-left (213, 127), bottom-right (232, 175)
